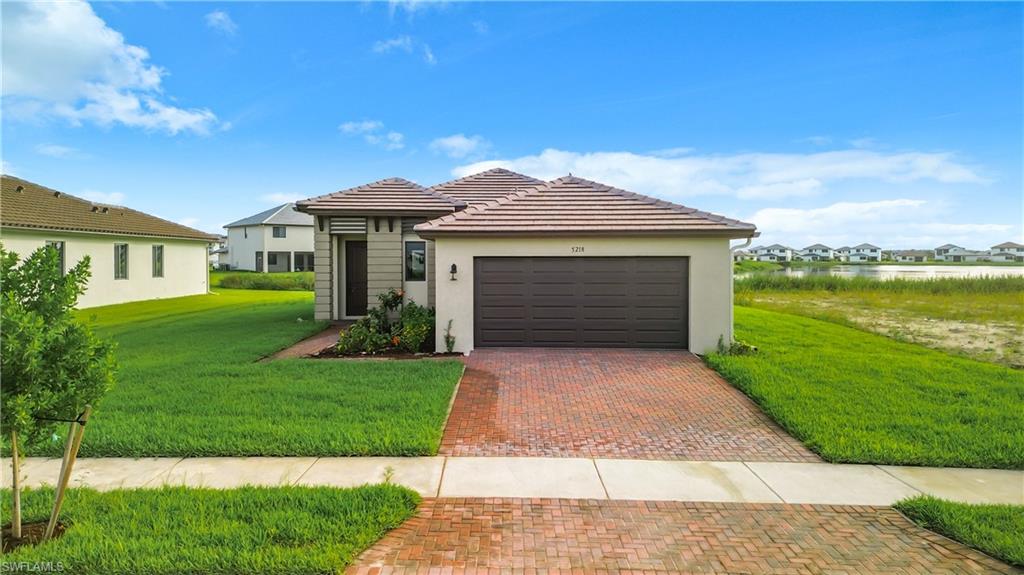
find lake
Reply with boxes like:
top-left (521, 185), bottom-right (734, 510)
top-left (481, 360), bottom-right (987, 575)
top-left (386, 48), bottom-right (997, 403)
top-left (744, 265), bottom-right (1024, 280)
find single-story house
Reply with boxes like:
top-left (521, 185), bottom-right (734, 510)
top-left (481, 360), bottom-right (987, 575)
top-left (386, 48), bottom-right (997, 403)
top-left (847, 243), bottom-right (882, 263)
top-left (752, 244), bottom-right (793, 262)
top-left (989, 242), bottom-right (1024, 262)
top-left (224, 203), bottom-right (314, 272)
top-left (893, 249), bottom-right (933, 262)
top-left (733, 249), bottom-right (755, 262)
top-left (295, 168), bottom-right (757, 355)
top-left (799, 243), bottom-right (833, 261)
top-left (1, 175), bottom-right (216, 308)
top-left (939, 246), bottom-right (989, 263)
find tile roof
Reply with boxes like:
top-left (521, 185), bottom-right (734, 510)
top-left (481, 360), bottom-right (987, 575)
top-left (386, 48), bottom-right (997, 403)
top-left (295, 177), bottom-right (462, 215)
top-left (415, 176), bottom-right (756, 238)
top-left (428, 168), bottom-right (545, 206)
top-left (934, 243), bottom-right (962, 250)
top-left (802, 243), bottom-right (832, 250)
top-left (224, 203), bottom-right (313, 228)
top-left (1, 175), bottom-right (217, 242)
top-left (853, 243), bottom-right (881, 250)
top-left (992, 241), bottom-right (1024, 249)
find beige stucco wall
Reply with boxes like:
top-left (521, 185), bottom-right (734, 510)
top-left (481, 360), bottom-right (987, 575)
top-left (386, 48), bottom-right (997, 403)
top-left (432, 235), bottom-right (734, 355)
top-left (1, 227), bottom-right (209, 309)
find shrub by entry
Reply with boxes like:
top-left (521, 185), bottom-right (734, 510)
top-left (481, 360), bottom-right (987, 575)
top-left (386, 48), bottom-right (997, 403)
top-left (338, 289), bottom-right (437, 355)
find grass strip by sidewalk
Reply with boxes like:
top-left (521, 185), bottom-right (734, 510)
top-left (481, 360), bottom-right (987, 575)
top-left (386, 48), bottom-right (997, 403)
top-left (1, 485), bottom-right (418, 574)
top-left (706, 307), bottom-right (1024, 469)
top-left (895, 495), bottom-right (1024, 567)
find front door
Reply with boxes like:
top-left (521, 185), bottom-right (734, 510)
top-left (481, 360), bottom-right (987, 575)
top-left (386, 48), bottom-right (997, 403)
top-left (345, 240), bottom-right (368, 316)
top-left (255, 251), bottom-right (264, 272)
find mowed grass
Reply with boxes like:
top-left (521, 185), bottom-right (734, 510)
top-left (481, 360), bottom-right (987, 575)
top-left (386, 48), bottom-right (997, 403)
top-left (49, 290), bottom-right (464, 457)
top-left (1, 485), bottom-right (418, 574)
top-left (706, 307), bottom-right (1024, 468)
top-left (895, 496), bottom-right (1024, 567)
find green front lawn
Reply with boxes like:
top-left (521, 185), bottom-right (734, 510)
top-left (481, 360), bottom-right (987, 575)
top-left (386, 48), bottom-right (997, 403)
top-left (895, 496), bottom-right (1024, 567)
top-left (706, 307), bottom-right (1024, 468)
top-left (48, 289), bottom-right (464, 457)
top-left (1, 485), bottom-right (418, 574)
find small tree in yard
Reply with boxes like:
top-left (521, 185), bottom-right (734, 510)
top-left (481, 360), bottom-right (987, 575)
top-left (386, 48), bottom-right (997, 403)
top-left (1, 244), bottom-right (116, 542)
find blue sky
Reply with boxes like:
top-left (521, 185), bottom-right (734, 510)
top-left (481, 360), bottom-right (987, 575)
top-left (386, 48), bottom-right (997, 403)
top-left (3, 1), bottom-right (1021, 249)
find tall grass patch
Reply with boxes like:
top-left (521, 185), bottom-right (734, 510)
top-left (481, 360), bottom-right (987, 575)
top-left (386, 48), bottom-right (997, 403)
top-left (214, 271), bottom-right (314, 291)
top-left (735, 274), bottom-right (1024, 294)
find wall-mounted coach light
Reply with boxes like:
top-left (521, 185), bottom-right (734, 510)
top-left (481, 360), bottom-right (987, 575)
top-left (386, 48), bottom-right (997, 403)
top-left (449, 263), bottom-right (458, 281)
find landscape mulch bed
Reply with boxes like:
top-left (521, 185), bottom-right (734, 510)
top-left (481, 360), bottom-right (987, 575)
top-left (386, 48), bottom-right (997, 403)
top-left (310, 346), bottom-right (463, 360)
top-left (2, 521), bottom-right (66, 552)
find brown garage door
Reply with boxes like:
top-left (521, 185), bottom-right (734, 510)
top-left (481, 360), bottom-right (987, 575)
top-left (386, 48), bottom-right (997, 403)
top-left (474, 256), bottom-right (688, 348)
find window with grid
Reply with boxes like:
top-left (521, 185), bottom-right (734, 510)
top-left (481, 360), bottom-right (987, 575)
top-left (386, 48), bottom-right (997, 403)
top-left (114, 244), bottom-right (129, 279)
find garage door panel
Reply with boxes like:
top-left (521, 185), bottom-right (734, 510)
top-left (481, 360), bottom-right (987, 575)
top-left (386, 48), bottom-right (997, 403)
top-left (474, 256), bottom-right (688, 349)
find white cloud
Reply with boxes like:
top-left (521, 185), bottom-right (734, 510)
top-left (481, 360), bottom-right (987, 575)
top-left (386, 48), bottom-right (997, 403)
top-left (2, 1), bottom-right (219, 135)
top-left (80, 189), bottom-right (125, 205)
top-left (850, 137), bottom-right (878, 149)
top-left (454, 148), bottom-right (986, 202)
top-left (204, 10), bottom-right (238, 36)
top-left (261, 192), bottom-right (304, 204)
top-left (35, 143), bottom-right (79, 158)
top-left (339, 120), bottom-right (404, 151)
top-left (372, 36), bottom-right (413, 54)
top-left (748, 199), bottom-right (1012, 249)
top-left (430, 133), bottom-right (489, 159)
top-left (339, 120), bottom-right (384, 134)
top-left (372, 35), bottom-right (436, 65)
top-left (472, 20), bottom-right (489, 35)
top-left (177, 217), bottom-right (200, 229)
top-left (387, 0), bottom-right (446, 18)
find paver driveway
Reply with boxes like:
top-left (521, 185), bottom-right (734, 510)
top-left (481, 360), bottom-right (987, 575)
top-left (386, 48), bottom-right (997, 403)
top-left (348, 499), bottom-right (1020, 574)
top-left (440, 348), bottom-right (818, 461)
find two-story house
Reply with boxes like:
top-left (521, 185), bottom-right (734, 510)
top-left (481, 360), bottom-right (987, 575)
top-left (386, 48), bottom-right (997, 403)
top-left (893, 249), bottom-right (932, 262)
top-left (933, 244), bottom-right (964, 262)
top-left (224, 203), bottom-right (315, 272)
top-left (753, 244), bottom-right (793, 262)
top-left (798, 244), bottom-right (833, 261)
top-left (847, 243), bottom-right (882, 263)
top-left (989, 241), bottom-right (1024, 262)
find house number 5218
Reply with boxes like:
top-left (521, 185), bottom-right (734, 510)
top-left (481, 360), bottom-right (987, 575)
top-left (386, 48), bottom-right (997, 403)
top-left (571, 246), bottom-right (585, 253)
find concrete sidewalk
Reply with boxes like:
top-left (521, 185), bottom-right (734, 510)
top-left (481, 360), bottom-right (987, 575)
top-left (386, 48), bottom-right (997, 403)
top-left (4, 456), bottom-right (1021, 506)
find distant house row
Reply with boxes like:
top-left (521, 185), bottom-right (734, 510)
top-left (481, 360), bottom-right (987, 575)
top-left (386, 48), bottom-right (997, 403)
top-left (735, 242), bottom-right (1024, 263)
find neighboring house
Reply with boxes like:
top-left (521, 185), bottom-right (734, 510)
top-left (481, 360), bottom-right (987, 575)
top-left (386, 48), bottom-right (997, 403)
top-left (933, 244), bottom-right (964, 261)
top-left (847, 243), bottom-right (882, 262)
top-left (799, 243), bottom-right (833, 261)
top-left (989, 242), bottom-right (1024, 262)
top-left (733, 249), bottom-right (754, 262)
top-left (224, 204), bottom-right (314, 272)
top-left (295, 168), bottom-right (757, 355)
top-left (753, 244), bottom-right (792, 262)
top-left (0, 175), bottom-right (215, 308)
top-left (940, 246), bottom-right (989, 263)
top-left (893, 250), bottom-right (933, 262)
top-left (834, 246), bottom-right (851, 262)
top-left (209, 235), bottom-right (228, 268)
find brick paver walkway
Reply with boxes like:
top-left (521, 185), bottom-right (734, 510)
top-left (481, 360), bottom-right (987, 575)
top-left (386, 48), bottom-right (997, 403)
top-left (267, 322), bottom-right (351, 359)
top-left (441, 348), bottom-right (818, 461)
top-left (348, 498), bottom-right (1020, 574)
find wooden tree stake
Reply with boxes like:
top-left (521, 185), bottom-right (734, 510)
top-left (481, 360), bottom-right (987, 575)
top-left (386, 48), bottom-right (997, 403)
top-left (10, 431), bottom-right (22, 540)
top-left (43, 405), bottom-right (91, 541)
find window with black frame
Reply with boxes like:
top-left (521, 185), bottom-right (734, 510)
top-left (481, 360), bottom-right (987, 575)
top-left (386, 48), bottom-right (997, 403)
top-left (114, 243), bottom-right (129, 279)
top-left (45, 240), bottom-right (65, 275)
top-left (405, 241), bottom-right (426, 281)
top-left (152, 245), bottom-right (164, 278)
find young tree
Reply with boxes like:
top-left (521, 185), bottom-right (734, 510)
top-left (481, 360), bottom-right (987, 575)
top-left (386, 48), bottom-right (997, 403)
top-left (1, 244), bottom-right (116, 539)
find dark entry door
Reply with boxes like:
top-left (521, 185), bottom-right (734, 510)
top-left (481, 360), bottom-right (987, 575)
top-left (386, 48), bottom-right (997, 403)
top-left (345, 241), bottom-right (368, 316)
top-left (474, 256), bottom-right (688, 348)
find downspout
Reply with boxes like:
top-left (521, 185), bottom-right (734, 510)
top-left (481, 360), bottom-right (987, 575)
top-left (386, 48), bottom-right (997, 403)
top-left (728, 235), bottom-right (757, 345)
